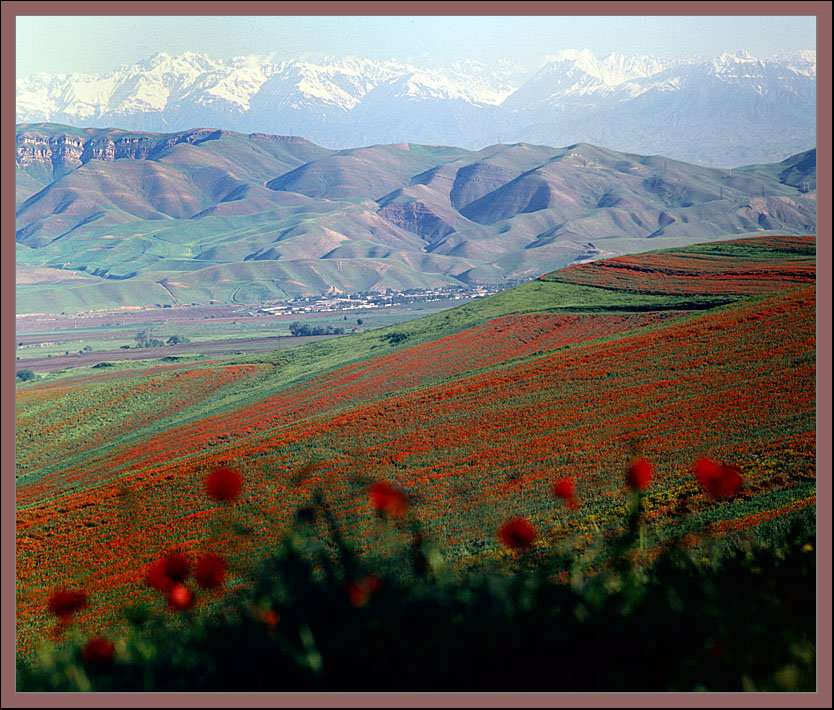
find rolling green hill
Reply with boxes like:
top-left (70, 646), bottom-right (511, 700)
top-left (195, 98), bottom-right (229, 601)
top-left (16, 124), bottom-right (817, 313)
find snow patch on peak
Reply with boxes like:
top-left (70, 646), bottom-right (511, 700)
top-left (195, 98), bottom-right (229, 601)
top-left (538, 49), bottom-right (669, 86)
top-left (148, 51), bottom-right (171, 65)
top-left (712, 50), bottom-right (763, 72)
top-left (769, 49), bottom-right (816, 77)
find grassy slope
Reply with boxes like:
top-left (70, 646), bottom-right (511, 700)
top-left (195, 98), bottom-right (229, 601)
top-left (16, 278), bottom-right (734, 485)
top-left (17, 235), bottom-right (814, 488)
top-left (15, 234), bottom-right (817, 653)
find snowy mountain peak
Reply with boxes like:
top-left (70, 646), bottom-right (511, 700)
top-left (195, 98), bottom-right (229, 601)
top-left (771, 50), bottom-right (817, 77)
top-left (712, 50), bottom-right (764, 72)
top-left (15, 49), bottom-right (816, 167)
top-left (536, 49), bottom-right (670, 87)
top-left (147, 51), bottom-right (171, 66)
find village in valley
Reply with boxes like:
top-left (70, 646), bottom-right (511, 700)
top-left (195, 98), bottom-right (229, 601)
top-left (254, 284), bottom-right (501, 316)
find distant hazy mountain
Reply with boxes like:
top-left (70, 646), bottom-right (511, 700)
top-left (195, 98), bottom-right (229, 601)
top-left (16, 50), bottom-right (816, 167)
top-left (15, 123), bottom-right (816, 313)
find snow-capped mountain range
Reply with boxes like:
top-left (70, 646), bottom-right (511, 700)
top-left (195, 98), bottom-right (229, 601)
top-left (16, 49), bottom-right (816, 167)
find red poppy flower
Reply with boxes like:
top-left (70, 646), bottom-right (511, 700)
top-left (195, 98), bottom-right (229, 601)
top-left (694, 457), bottom-right (744, 498)
top-left (195, 553), bottom-right (227, 590)
top-left (626, 457), bottom-right (654, 491)
top-left (260, 609), bottom-right (280, 630)
top-left (82, 637), bottom-right (115, 666)
top-left (167, 584), bottom-right (195, 611)
top-left (346, 574), bottom-right (383, 607)
top-left (145, 553), bottom-right (191, 592)
top-left (162, 552), bottom-right (190, 581)
top-left (205, 466), bottom-right (243, 502)
top-left (370, 482), bottom-right (408, 518)
top-left (552, 477), bottom-right (579, 509)
top-left (498, 517), bottom-right (537, 550)
top-left (146, 560), bottom-right (174, 592)
top-left (47, 589), bottom-right (87, 621)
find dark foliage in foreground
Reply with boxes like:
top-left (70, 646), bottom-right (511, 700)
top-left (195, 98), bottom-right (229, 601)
top-left (17, 472), bottom-right (816, 693)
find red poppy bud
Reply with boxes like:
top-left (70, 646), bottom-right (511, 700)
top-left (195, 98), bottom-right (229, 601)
top-left (369, 482), bottom-right (408, 518)
top-left (626, 457), bottom-right (654, 491)
top-left (195, 553), bottom-right (227, 590)
top-left (205, 466), bottom-right (243, 502)
top-left (167, 584), bottom-right (195, 611)
top-left (498, 517), bottom-right (537, 550)
top-left (82, 637), bottom-right (115, 666)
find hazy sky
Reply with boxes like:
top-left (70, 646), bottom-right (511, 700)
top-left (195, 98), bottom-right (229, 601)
top-left (17, 14), bottom-right (817, 78)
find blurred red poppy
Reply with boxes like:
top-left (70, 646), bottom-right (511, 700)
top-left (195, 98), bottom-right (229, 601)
top-left (195, 553), bottom-right (227, 590)
top-left (552, 477), bottom-right (579, 509)
top-left (145, 552), bottom-right (191, 592)
top-left (47, 589), bottom-right (87, 621)
top-left (82, 637), bottom-right (115, 666)
top-left (167, 584), bottom-right (195, 611)
top-left (498, 517), bottom-right (537, 550)
top-left (205, 466), bottom-right (243, 502)
top-left (626, 457), bottom-right (654, 491)
top-left (146, 560), bottom-right (174, 592)
top-left (346, 574), bottom-right (383, 607)
top-left (694, 457), bottom-right (744, 498)
top-left (260, 609), bottom-right (281, 630)
top-left (370, 482), bottom-right (408, 518)
top-left (162, 552), bottom-right (190, 581)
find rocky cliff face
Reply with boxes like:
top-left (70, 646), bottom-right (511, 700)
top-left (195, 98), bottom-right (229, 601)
top-left (15, 127), bottom-right (225, 180)
top-left (16, 133), bottom-right (86, 177)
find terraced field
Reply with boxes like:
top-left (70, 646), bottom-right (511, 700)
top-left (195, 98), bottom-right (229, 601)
top-left (15, 234), bottom-right (816, 654)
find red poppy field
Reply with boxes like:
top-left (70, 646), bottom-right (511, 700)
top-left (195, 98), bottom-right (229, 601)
top-left (15, 235), bottom-right (817, 657)
top-left (550, 235), bottom-right (816, 296)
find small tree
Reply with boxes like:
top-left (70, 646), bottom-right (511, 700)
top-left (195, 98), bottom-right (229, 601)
top-left (135, 330), bottom-right (150, 348)
top-left (16, 369), bottom-right (36, 382)
top-left (135, 330), bottom-right (165, 348)
top-left (289, 322), bottom-right (312, 337)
